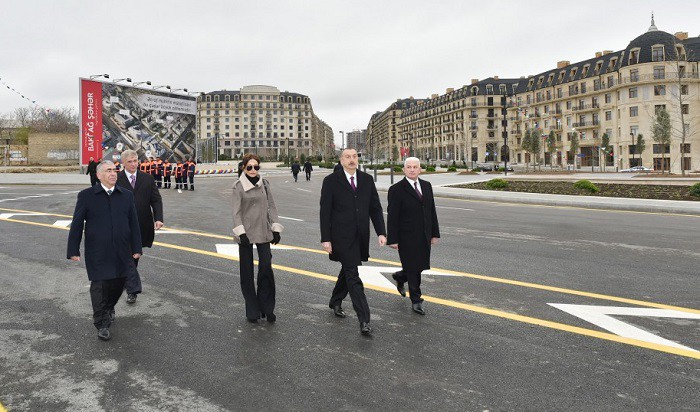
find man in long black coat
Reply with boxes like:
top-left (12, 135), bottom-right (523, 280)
top-left (320, 148), bottom-right (386, 336)
top-left (387, 157), bottom-right (440, 315)
top-left (85, 157), bottom-right (98, 186)
top-left (67, 160), bottom-right (142, 341)
top-left (116, 150), bottom-right (164, 304)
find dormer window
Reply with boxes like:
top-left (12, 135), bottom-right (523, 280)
top-left (594, 62), bottom-right (603, 75)
top-left (582, 65), bottom-right (590, 78)
top-left (471, 86), bottom-right (479, 95)
top-left (512, 84), bottom-right (518, 94)
top-left (499, 84), bottom-right (507, 94)
top-left (558, 71), bottom-right (565, 83)
top-left (537, 76), bottom-right (544, 88)
top-left (527, 79), bottom-right (534, 89)
top-left (676, 45), bottom-right (687, 61)
top-left (629, 49), bottom-right (640, 65)
top-left (547, 73), bottom-right (554, 84)
top-left (569, 68), bottom-right (578, 81)
top-left (486, 84), bottom-right (494, 94)
top-left (652, 46), bottom-right (664, 62)
top-left (607, 58), bottom-right (618, 73)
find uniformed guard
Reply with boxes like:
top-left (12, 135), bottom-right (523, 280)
top-left (154, 157), bottom-right (163, 188)
top-left (182, 159), bottom-right (190, 190)
top-left (162, 159), bottom-right (172, 189)
top-left (186, 157), bottom-right (196, 191)
top-left (175, 161), bottom-right (184, 191)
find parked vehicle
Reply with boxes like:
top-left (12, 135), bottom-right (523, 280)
top-left (620, 166), bottom-right (653, 172)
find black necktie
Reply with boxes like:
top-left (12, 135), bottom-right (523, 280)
top-left (107, 189), bottom-right (113, 196)
top-left (414, 181), bottom-right (422, 200)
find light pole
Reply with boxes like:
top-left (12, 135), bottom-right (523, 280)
top-left (286, 137), bottom-right (290, 165)
top-left (339, 131), bottom-right (345, 150)
top-left (630, 132), bottom-right (635, 168)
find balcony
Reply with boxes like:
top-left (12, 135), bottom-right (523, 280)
top-left (572, 103), bottom-right (600, 112)
top-left (571, 120), bottom-right (600, 129)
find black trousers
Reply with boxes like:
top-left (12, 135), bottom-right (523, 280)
top-left (305, 171), bottom-right (311, 181)
top-left (188, 174), bottom-right (194, 187)
top-left (125, 257), bottom-right (142, 295)
top-left (329, 265), bottom-right (370, 323)
top-left (239, 242), bottom-right (275, 320)
top-left (393, 269), bottom-right (423, 303)
top-left (293, 172), bottom-right (299, 182)
top-left (89, 175), bottom-right (98, 186)
top-left (90, 277), bottom-right (127, 329)
top-left (164, 175), bottom-right (171, 188)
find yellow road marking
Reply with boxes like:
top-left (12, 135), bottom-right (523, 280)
top-left (0, 400), bottom-right (7, 412)
top-left (2, 209), bottom-right (699, 358)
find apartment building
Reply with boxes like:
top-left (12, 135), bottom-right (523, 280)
top-left (367, 18), bottom-right (700, 172)
top-left (196, 85), bottom-right (333, 160)
top-left (365, 97), bottom-right (426, 162)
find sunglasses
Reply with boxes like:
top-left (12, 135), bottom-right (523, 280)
top-left (246, 165), bottom-right (261, 171)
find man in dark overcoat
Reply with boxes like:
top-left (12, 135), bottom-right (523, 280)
top-left (303, 160), bottom-right (313, 181)
top-left (67, 160), bottom-right (142, 341)
top-left (320, 148), bottom-right (386, 336)
top-left (85, 157), bottom-right (98, 186)
top-left (387, 157), bottom-right (440, 315)
top-left (116, 149), bottom-right (164, 304)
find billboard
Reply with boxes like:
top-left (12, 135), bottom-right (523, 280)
top-left (79, 78), bottom-right (197, 165)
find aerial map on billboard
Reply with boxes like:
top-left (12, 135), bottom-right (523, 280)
top-left (79, 78), bottom-right (196, 165)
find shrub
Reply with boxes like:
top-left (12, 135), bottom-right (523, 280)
top-left (426, 166), bottom-right (436, 172)
top-left (485, 178), bottom-right (508, 189)
top-left (573, 180), bottom-right (599, 193)
top-left (447, 166), bottom-right (457, 172)
top-left (393, 165), bottom-right (403, 172)
top-left (690, 183), bottom-right (700, 197)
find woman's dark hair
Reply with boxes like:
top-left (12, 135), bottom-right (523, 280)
top-left (241, 153), bottom-right (261, 169)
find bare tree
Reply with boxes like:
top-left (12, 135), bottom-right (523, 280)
top-left (652, 109), bottom-right (672, 174)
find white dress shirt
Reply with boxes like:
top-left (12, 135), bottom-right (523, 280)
top-left (344, 170), bottom-right (357, 189)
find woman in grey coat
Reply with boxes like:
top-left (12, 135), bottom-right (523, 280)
top-left (232, 153), bottom-right (284, 323)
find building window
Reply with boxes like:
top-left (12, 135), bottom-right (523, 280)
top-left (605, 111), bottom-right (612, 121)
top-left (630, 69), bottom-right (639, 82)
top-left (681, 85), bottom-right (688, 95)
top-left (682, 104), bottom-right (689, 114)
top-left (652, 46), bottom-right (664, 62)
top-left (629, 87), bottom-right (638, 98)
top-left (653, 144), bottom-right (670, 154)
top-left (655, 104), bottom-right (666, 114)
top-left (629, 107), bottom-right (638, 117)
top-left (654, 85), bottom-right (666, 96)
top-left (605, 93), bottom-right (612, 104)
top-left (653, 67), bottom-right (665, 79)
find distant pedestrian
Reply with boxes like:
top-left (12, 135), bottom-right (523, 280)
top-left (291, 160), bottom-right (301, 182)
top-left (116, 150), bottom-right (164, 305)
top-left (67, 160), bottom-right (142, 341)
top-left (387, 157), bottom-right (440, 316)
top-left (303, 160), bottom-right (313, 181)
top-left (232, 153), bottom-right (284, 323)
top-left (86, 157), bottom-right (98, 186)
top-left (186, 157), bottom-right (196, 190)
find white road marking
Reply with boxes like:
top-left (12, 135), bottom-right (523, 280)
top-left (279, 216), bottom-right (304, 221)
top-left (155, 230), bottom-right (192, 235)
top-left (53, 220), bottom-right (73, 227)
top-left (0, 212), bottom-right (47, 219)
top-left (358, 266), bottom-right (461, 290)
top-left (436, 206), bottom-right (474, 212)
top-left (0, 191), bottom-right (80, 203)
top-left (296, 188), bottom-right (312, 192)
top-left (215, 243), bottom-right (294, 259)
top-left (549, 303), bottom-right (700, 351)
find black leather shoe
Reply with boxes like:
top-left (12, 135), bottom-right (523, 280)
top-left (109, 310), bottom-right (115, 322)
top-left (391, 272), bottom-right (406, 297)
top-left (126, 294), bottom-right (137, 304)
top-left (331, 305), bottom-right (346, 318)
top-left (412, 302), bottom-right (425, 315)
top-left (246, 318), bottom-right (259, 323)
top-left (360, 322), bottom-right (372, 336)
top-left (266, 313), bottom-right (276, 323)
top-left (97, 328), bottom-right (111, 341)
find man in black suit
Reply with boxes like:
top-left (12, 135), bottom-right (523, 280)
top-left (67, 160), bottom-right (142, 341)
top-left (116, 150), bottom-right (164, 304)
top-left (320, 148), bottom-right (386, 336)
top-left (85, 157), bottom-right (98, 186)
top-left (387, 157), bottom-right (440, 315)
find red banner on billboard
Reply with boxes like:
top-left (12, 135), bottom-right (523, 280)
top-left (80, 79), bottom-right (103, 164)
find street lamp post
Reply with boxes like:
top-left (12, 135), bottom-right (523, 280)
top-left (502, 94), bottom-right (509, 176)
top-left (630, 132), bottom-right (635, 168)
top-left (339, 131), bottom-right (345, 150)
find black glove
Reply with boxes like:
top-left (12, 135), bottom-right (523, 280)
top-left (272, 232), bottom-right (281, 245)
top-left (238, 233), bottom-right (251, 246)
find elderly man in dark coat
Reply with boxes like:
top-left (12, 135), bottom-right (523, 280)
top-left (387, 157), bottom-right (440, 315)
top-left (67, 160), bottom-right (142, 341)
top-left (320, 148), bottom-right (386, 336)
top-left (116, 150), bottom-right (163, 304)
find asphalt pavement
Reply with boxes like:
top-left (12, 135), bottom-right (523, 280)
top-left (0, 169), bottom-right (699, 411)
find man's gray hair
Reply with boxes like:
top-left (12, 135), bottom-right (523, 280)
top-left (404, 157), bottom-right (421, 167)
top-left (96, 160), bottom-right (115, 174)
top-left (121, 150), bottom-right (138, 162)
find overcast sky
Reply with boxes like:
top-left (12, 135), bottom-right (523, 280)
top-left (1, 1), bottom-right (698, 146)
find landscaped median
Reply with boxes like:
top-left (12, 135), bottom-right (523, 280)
top-left (452, 179), bottom-right (700, 201)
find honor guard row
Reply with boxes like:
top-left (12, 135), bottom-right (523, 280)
top-left (137, 157), bottom-right (197, 191)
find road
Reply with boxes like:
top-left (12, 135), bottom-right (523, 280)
top-left (0, 171), bottom-right (698, 411)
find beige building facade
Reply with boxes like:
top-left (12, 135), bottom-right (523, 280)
top-left (367, 20), bottom-right (700, 173)
top-left (196, 85), bottom-right (333, 160)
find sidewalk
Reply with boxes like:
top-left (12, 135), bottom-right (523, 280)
top-left (2, 169), bottom-right (699, 215)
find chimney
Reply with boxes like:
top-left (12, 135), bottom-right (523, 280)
top-left (675, 32), bottom-right (689, 40)
top-left (557, 60), bottom-right (570, 68)
top-left (446, 88), bottom-right (454, 93)
top-left (409, 96), bottom-right (414, 99)
top-left (602, 50), bottom-right (613, 55)
top-left (595, 51), bottom-right (602, 58)
top-left (493, 76), bottom-right (499, 80)
top-left (471, 79), bottom-right (479, 85)
top-left (431, 94), bottom-right (439, 99)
